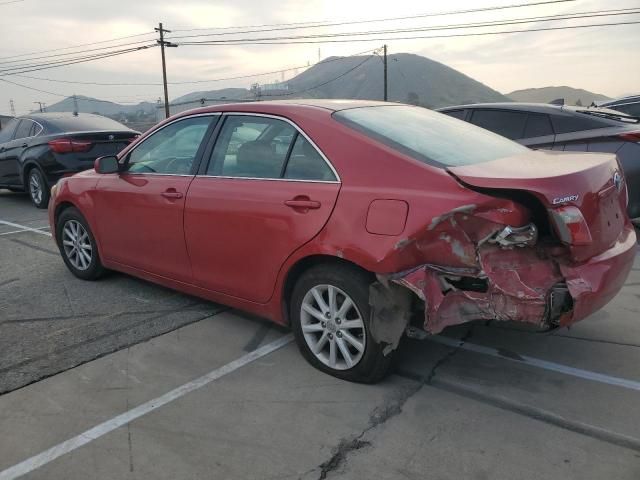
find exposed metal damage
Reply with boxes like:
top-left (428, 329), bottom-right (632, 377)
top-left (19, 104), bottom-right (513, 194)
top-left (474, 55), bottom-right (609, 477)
top-left (369, 198), bottom-right (580, 350)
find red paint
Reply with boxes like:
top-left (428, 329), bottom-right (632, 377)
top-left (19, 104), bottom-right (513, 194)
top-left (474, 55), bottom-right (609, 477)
top-left (49, 101), bottom-right (637, 334)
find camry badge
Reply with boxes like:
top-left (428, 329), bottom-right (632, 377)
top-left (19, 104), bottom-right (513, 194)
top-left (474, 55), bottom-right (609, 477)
top-left (552, 194), bottom-right (579, 205)
top-left (613, 171), bottom-right (623, 191)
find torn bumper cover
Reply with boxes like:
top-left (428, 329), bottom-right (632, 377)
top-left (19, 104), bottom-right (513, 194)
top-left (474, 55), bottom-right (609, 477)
top-left (370, 220), bottom-right (636, 344)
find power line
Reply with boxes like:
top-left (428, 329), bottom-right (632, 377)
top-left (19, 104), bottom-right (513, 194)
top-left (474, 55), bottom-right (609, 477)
top-left (0, 0), bottom-right (24, 5)
top-left (0, 31), bottom-right (155, 62)
top-left (167, 0), bottom-right (575, 38)
top-left (0, 39), bottom-right (157, 67)
top-left (178, 19), bottom-right (640, 46)
top-left (11, 47), bottom-right (378, 86)
top-left (0, 45), bottom-right (157, 76)
top-left (175, 9), bottom-right (640, 45)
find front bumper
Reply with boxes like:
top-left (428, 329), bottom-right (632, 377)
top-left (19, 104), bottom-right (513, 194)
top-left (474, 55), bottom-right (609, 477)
top-left (392, 225), bottom-right (637, 335)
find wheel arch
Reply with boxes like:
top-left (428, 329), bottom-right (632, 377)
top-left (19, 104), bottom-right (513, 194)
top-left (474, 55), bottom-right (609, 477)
top-left (280, 254), bottom-right (375, 326)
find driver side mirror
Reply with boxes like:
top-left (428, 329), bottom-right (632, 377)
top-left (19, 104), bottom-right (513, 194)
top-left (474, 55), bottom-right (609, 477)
top-left (95, 155), bottom-right (120, 174)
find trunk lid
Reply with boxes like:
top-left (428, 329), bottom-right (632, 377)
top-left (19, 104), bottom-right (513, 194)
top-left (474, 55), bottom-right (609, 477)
top-left (447, 150), bottom-right (627, 260)
top-left (61, 130), bottom-right (138, 159)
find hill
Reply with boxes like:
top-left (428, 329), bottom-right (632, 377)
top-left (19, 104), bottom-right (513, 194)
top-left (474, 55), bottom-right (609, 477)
top-left (507, 86), bottom-right (611, 106)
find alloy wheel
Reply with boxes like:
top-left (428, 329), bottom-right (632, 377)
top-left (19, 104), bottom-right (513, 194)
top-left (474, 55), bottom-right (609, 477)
top-left (300, 284), bottom-right (366, 370)
top-left (62, 220), bottom-right (93, 271)
top-left (29, 171), bottom-right (43, 205)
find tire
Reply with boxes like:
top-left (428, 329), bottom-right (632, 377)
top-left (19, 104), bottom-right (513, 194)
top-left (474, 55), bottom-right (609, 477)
top-left (55, 207), bottom-right (106, 280)
top-left (27, 167), bottom-right (49, 209)
top-left (290, 263), bottom-right (392, 383)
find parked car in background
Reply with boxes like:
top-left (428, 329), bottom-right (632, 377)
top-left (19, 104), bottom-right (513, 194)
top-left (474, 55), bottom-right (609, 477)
top-left (437, 103), bottom-right (640, 219)
top-left (0, 112), bottom-right (139, 208)
top-left (599, 95), bottom-right (640, 117)
top-left (49, 101), bottom-right (636, 383)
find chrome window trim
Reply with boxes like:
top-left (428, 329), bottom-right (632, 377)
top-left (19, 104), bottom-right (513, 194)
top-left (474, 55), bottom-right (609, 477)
top-left (200, 111), bottom-right (341, 184)
top-left (196, 174), bottom-right (339, 184)
top-left (122, 112), bottom-right (221, 162)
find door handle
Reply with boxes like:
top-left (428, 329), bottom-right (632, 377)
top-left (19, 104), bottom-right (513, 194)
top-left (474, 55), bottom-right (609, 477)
top-left (161, 190), bottom-right (183, 199)
top-left (284, 199), bottom-right (321, 209)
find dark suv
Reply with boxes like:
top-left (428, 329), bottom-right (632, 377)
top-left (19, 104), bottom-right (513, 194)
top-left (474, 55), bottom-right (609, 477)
top-left (0, 112), bottom-right (138, 208)
top-left (599, 95), bottom-right (640, 117)
top-left (437, 103), bottom-right (640, 219)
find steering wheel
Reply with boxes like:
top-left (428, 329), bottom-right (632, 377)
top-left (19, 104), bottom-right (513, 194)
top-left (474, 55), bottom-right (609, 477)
top-left (165, 156), bottom-right (193, 174)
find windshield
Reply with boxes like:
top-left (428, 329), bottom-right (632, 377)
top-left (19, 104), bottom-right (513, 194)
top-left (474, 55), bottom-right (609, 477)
top-left (333, 105), bottom-right (528, 167)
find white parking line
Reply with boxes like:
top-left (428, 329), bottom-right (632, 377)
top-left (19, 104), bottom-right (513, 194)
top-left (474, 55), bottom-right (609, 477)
top-left (429, 335), bottom-right (640, 392)
top-left (0, 220), bottom-right (52, 237)
top-left (0, 226), bottom-right (50, 236)
top-left (0, 334), bottom-right (293, 480)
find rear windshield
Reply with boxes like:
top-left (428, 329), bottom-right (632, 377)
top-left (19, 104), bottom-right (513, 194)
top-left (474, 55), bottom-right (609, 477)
top-left (43, 115), bottom-right (132, 133)
top-left (333, 105), bottom-right (527, 167)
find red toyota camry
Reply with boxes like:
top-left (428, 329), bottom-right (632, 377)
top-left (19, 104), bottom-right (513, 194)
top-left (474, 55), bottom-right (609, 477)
top-left (48, 100), bottom-right (637, 383)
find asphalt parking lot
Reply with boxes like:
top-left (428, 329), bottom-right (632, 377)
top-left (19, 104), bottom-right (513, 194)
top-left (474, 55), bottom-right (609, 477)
top-left (1, 189), bottom-right (639, 480)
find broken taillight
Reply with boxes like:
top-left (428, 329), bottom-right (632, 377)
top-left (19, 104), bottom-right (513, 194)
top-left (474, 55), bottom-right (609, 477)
top-left (550, 206), bottom-right (593, 245)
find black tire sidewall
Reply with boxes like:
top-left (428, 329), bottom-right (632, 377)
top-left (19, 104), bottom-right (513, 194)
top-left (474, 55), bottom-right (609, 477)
top-left (56, 207), bottom-right (104, 280)
top-left (290, 264), bottom-right (391, 383)
top-left (27, 168), bottom-right (49, 209)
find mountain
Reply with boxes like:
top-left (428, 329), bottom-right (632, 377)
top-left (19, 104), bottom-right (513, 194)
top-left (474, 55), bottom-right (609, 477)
top-left (507, 86), bottom-right (611, 106)
top-left (171, 88), bottom-right (251, 104)
top-left (168, 53), bottom-right (509, 109)
top-left (45, 95), bottom-right (156, 115)
top-left (277, 53), bottom-right (509, 107)
top-left (42, 53), bottom-right (510, 119)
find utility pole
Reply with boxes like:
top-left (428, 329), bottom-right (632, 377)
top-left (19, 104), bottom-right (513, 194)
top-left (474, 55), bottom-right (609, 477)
top-left (72, 94), bottom-right (78, 116)
top-left (155, 22), bottom-right (178, 119)
top-left (9, 99), bottom-right (16, 116)
top-left (34, 101), bottom-right (46, 113)
top-left (383, 44), bottom-right (388, 102)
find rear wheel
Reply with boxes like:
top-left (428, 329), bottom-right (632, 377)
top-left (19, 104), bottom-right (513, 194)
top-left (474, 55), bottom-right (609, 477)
top-left (27, 168), bottom-right (49, 208)
top-left (56, 207), bottom-right (105, 280)
top-left (290, 264), bottom-right (392, 383)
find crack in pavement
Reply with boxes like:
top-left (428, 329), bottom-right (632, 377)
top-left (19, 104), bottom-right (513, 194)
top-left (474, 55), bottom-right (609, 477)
top-left (312, 326), bottom-right (474, 480)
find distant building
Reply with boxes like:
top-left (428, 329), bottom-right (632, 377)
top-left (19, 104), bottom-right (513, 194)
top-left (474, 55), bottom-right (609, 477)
top-left (261, 82), bottom-right (289, 92)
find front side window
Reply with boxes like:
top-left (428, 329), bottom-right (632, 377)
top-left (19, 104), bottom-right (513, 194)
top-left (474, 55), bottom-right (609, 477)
top-left (126, 116), bottom-right (214, 174)
top-left (0, 118), bottom-right (19, 143)
top-left (207, 116), bottom-right (296, 178)
top-left (334, 105), bottom-right (527, 167)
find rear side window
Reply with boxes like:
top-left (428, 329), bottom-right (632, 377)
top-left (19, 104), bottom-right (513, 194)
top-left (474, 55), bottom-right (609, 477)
top-left (208, 115), bottom-right (336, 181)
top-left (334, 105), bottom-right (527, 167)
top-left (442, 109), bottom-right (466, 120)
top-left (0, 118), bottom-right (19, 143)
top-left (13, 120), bottom-right (35, 140)
top-left (550, 114), bottom-right (604, 134)
top-left (524, 114), bottom-right (554, 137)
top-left (608, 103), bottom-right (640, 117)
top-left (470, 110), bottom-right (527, 139)
top-left (284, 135), bottom-right (336, 181)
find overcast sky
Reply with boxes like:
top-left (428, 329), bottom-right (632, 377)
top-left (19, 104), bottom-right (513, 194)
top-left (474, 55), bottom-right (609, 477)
top-left (1, 0), bottom-right (639, 115)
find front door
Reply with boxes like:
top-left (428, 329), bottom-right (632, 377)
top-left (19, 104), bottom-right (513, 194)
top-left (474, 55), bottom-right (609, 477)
top-left (94, 114), bottom-right (218, 283)
top-left (185, 114), bottom-right (341, 303)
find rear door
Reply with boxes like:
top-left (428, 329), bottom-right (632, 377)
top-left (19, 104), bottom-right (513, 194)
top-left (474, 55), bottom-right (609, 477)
top-left (184, 114), bottom-right (341, 303)
top-left (94, 114), bottom-right (218, 283)
top-left (0, 118), bottom-right (19, 185)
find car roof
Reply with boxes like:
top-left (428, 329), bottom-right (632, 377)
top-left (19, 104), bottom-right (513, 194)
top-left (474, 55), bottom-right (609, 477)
top-left (600, 95), bottom-right (640, 106)
top-left (437, 102), bottom-right (567, 114)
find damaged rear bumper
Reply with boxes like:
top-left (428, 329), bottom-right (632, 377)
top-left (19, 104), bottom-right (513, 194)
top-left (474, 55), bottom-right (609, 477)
top-left (371, 225), bottom-right (636, 342)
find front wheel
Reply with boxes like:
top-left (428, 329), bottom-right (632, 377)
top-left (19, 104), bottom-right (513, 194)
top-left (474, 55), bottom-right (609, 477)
top-left (27, 168), bottom-right (49, 208)
top-left (55, 207), bottom-right (106, 280)
top-left (290, 264), bottom-right (392, 383)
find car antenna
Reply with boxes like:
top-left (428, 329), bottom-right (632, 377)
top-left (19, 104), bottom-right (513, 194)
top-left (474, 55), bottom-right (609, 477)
top-left (72, 94), bottom-right (79, 116)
